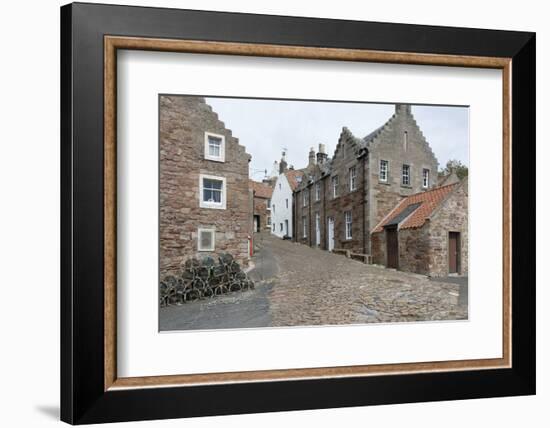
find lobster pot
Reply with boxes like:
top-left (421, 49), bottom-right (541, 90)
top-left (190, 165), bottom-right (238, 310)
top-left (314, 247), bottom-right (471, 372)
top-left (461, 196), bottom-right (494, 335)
top-left (160, 253), bottom-right (255, 307)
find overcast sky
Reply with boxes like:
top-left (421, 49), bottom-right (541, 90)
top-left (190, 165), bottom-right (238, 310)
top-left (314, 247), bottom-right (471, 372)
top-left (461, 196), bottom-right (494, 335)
top-left (205, 97), bottom-right (469, 180)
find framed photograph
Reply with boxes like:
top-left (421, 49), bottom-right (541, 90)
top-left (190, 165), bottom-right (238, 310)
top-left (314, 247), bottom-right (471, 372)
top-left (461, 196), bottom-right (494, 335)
top-left (60, 2), bottom-right (535, 424)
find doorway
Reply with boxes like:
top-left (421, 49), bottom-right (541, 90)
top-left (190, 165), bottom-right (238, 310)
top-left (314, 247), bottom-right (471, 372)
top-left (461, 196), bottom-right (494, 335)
top-left (327, 217), bottom-right (334, 251)
top-left (386, 226), bottom-right (398, 269)
top-left (448, 232), bottom-right (461, 274)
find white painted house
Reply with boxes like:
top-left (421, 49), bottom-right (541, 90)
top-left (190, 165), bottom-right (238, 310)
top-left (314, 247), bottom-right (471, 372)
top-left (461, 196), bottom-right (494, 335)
top-left (270, 166), bottom-right (304, 239)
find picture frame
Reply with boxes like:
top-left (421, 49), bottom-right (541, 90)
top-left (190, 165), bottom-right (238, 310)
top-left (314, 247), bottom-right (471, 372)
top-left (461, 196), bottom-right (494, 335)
top-left (60, 2), bottom-right (535, 424)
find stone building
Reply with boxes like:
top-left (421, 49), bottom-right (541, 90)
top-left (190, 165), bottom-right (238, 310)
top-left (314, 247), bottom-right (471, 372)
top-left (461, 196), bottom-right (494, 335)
top-left (270, 152), bottom-right (305, 238)
top-left (370, 179), bottom-right (468, 277)
top-left (250, 179), bottom-right (273, 232)
top-left (294, 104), bottom-right (439, 256)
top-left (159, 95), bottom-right (252, 277)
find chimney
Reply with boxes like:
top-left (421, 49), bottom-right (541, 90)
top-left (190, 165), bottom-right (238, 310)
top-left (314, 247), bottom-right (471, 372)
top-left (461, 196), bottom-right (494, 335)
top-left (308, 147), bottom-right (316, 168)
top-left (395, 104), bottom-right (411, 115)
top-left (316, 143), bottom-right (328, 165)
top-left (279, 151), bottom-right (288, 174)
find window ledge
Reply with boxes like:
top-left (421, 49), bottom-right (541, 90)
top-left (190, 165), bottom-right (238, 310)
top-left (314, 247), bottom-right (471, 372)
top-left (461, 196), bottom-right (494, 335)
top-left (204, 156), bottom-right (225, 163)
top-left (200, 202), bottom-right (226, 210)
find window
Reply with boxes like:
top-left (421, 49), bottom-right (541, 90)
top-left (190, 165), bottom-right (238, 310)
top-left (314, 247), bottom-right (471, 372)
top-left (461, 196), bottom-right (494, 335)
top-left (345, 211), bottom-right (352, 240)
top-left (267, 199), bottom-right (271, 209)
top-left (315, 182), bottom-right (321, 201)
top-left (331, 175), bottom-right (339, 198)
top-left (286, 198), bottom-right (288, 209)
top-left (204, 132), bottom-right (225, 162)
top-left (302, 216), bottom-right (307, 238)
top-left (402, 164), bottom-right (410, 186)
top-left (349, 166), bottom-right (357, 191)
top-left (197, 228), bottom-right (215, 251)
top-left (280, 223), bottom-right (283, 232)
top-left (267, 216), bottom-right (271, 226)
top-left (303, 190), bottom-right (309, 207)
top-left (422, 169), bottom-right (430, 188)
top-left (379, 160), bottom-right (388, 182)
top-left (403, 131), bottom-right (408, 151)
top-left (199, 174), bottom-right (226, 209)
top-left (279, 183), bottom-right (281, 189)
top-left (272, 223), bottom-right (275, 232)
top-left (272, 204), bottom-right (275, 214)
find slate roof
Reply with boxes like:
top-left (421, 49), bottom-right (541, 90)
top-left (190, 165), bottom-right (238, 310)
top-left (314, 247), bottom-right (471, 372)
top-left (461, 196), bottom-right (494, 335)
top-left (372, 183), bottom-right (459, 233)
top-left (249, 180), bottom-right (273, 199)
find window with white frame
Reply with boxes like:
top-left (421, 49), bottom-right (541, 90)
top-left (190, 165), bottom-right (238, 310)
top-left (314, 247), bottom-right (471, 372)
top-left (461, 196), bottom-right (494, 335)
top-left (303, 189), bottom-right (309, 207)
top-left (302, 216), bottom-right (307, 238)
top-left (379, 160), bottom-right (388, 182)
top-left (272, 204), bottom-right (275, 213)
top-left (267, 199), bottom-right (271, 209)
top-left (197, 228), bottom-right (215, 251)
top-left (199, 174), bottom-right (226, 209)
top-left (422, 168), bottom-right (430, 188)
top-left (345, 211), bottom-right (352, 240)
top-left (402, 164), bottom-right (410, 186)
top-left (280, 223), bottom-right (283, 232)
top-left (349, 166), bottom-right (357, 191)
top-left (331, 175), bottom-right (339, 198)
top-left (315, 182), bottom-right (321, 201)
top-left (285, 199), bottom-right (288, 209)
top-left (204, 132), bottom-right (225, 162)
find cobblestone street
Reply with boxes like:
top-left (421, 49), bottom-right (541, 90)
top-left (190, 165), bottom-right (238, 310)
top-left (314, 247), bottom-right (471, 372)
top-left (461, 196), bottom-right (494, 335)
top-left (260, 233), bottom-right (467, 327)
top-left (160, 233), bottom-right (467, 330)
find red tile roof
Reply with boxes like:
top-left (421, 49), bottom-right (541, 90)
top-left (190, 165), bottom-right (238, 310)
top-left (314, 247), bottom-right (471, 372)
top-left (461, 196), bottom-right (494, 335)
top-left (285, 170), bottom-right (305, 191)
top-left (249, 180), bottom-right (273, 199)
top-left (372, 183), bottom-right (459, 233)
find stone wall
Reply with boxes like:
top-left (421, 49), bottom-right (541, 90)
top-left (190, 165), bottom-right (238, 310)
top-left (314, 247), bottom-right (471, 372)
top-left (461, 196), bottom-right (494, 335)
top-left (159, 95), bottom-right (251, 277)
top-left (370, 181), bottom-right (468, 277)
top-left (367, 105), bottom-right (439, 249)
top-left (253, 196), bottom-right (270, 231)
top-left (398, 227), bottom-right (431, 274)
top-left (425, 182), bottom-right (469, 277)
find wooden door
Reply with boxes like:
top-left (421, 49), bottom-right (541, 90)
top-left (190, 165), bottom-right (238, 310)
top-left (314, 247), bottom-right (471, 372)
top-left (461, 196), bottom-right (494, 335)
top-left (386, 227), bottom-right (398, 269)
top-left (449, 232), bottom-right (460, 274)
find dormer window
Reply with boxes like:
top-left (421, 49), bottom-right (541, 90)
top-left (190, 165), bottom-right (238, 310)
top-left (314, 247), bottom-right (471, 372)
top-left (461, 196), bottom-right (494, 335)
top-left (204, 132), bottom-right (225, 162)
top-left (403, 131), bottom-right (408, 152)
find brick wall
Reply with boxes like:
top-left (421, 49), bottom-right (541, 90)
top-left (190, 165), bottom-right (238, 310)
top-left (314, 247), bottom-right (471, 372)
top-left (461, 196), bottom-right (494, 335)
top-left (159, 95), bottom-right (251, 277)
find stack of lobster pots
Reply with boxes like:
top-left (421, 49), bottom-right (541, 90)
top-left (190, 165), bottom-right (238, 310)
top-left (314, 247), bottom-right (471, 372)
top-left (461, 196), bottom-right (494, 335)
top-left (160, 253), bottom-right (254, 307)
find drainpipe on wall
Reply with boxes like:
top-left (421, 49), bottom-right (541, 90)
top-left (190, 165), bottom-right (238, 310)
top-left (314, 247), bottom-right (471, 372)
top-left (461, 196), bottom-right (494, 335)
top-left (361, 151), bottom-right (368, 256)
